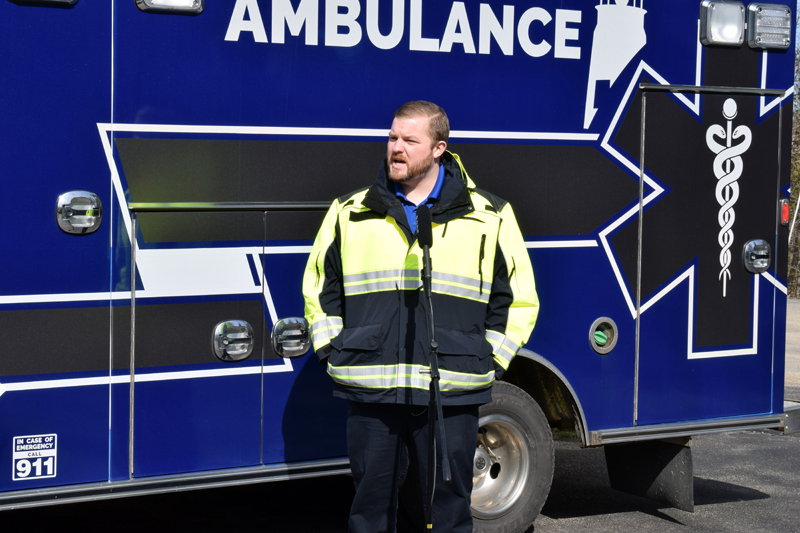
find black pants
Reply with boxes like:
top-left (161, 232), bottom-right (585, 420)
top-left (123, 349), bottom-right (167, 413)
top-left (346, 401), bottom-right (479, 533)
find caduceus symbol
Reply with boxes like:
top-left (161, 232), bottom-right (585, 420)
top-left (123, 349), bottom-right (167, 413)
top-left (706, 99), bottom-right (752, 297)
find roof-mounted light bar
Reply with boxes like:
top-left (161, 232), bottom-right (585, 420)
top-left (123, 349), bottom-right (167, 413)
top-left (747, 3), bottom-right (792, 50)
top-left (135, 0), bottom-right (203, 13)
top-left (700, 1), bottom-right (746, 47)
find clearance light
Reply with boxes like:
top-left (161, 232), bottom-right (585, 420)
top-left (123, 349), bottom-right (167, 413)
top-left (135, 0), bottom-right (203, 13)
top-left (700, 1), bottom-right (746, 46)
top-left (780, 199), bottom-right (790, 226)
top-left (747, 3), bottom-right (792, 50)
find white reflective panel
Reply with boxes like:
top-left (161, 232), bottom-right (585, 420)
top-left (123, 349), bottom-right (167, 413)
top-left (747, 3), bottom-right (792, 50)
top-left (700, 1), bottom-right (746, 46)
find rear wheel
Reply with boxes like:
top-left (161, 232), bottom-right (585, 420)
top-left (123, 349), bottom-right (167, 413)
top-left (472, 381), bottom-right (554, 533)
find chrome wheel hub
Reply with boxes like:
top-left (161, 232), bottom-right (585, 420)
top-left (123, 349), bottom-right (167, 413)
top-left (471, 414), bottom-right (531, 519)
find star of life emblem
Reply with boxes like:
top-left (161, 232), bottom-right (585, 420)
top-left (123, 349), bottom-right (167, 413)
top-left (706, 99), bottom-right (751, 297)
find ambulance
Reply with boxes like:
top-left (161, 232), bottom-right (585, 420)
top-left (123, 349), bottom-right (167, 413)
top-left (1, 1), bottom-right (797, 531)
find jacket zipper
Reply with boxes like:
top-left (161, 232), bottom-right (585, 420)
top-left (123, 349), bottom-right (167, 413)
top-left (478, 234), bottom-right (486, 295)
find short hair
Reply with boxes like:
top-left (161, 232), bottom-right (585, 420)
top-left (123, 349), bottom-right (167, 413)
top-left (393, 101), bottom-right (449, 145)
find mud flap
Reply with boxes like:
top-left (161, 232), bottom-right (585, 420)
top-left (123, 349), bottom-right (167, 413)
top-left (782, 401), bottom-right (800, 435)
top-left (604, 437), bottom-right (694, 512)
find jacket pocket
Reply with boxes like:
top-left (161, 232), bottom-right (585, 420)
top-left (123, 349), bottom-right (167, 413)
top-left (435, 327), bottom-right (493, 376)
top-left (329, 323), bottom-right (382, 366)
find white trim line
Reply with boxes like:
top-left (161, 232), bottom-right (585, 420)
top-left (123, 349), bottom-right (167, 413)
top-left (0, 361), bottom-right (294, 398)
top-left (526, 240), bottom-right (598, 249)
top-left (452, 131), bottom-right (599, 141)
top-left (263, 245), bottom-right (313, 254)
top-left (695, 20), bottom-right (703, 96)
top-left (688, 268), bottom-right (758, 359)
top-left (761, 270), bottom-right (787, 295)
top-left (758, 52), bottom-right (794, 116)
top-left (99, 123), bottom-right (387, 137)
top-left (0, 292), bottom-right (113, 305)
top-left (637, 265), bottom-right (763, 359)
top-left (98, 123), bottom-right (598, 142)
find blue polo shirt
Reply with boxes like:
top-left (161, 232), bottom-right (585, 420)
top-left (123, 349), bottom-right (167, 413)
top-left (394, 164), bottom-right (445, 235)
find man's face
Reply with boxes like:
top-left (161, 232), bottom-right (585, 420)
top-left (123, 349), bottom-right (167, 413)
top-left (386, 116), bottom-right (440, 183)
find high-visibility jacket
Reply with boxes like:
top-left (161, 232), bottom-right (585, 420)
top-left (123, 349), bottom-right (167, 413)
top-left (302, 151), bottom-right (538, 406)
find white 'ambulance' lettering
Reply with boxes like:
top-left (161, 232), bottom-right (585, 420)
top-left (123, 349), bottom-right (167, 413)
top-left (224, 0), bottom-right (581, 59)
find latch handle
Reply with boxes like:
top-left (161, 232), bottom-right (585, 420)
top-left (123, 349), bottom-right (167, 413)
top-left (212, 320), bottom-right (255, 362)
top-left (56, 191), bottom-right (103, 235)
top-left (742, 239), bottom-right (771, 274)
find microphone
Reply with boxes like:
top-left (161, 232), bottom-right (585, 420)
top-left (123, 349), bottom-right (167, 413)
top-left (416, 205), bottom-right (433, 248)
top-left (417, 203), bottom-right (434, 298)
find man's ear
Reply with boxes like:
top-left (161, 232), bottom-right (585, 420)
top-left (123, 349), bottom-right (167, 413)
top-left (433, 141), bottom-right (447, 159)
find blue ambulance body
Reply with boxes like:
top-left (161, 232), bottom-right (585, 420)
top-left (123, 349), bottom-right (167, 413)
top-left (0, 0), bottom-right (796, 527)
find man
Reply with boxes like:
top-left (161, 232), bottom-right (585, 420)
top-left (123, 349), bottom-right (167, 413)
top-left (302, 101), bottom-right (538, 532)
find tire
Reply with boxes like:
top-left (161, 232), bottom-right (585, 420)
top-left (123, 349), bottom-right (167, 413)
top-left (472, 381), bottom-right (554, 533)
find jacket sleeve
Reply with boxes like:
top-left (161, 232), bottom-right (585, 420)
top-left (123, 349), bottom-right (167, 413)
top-left (302, 200), bottom-right (344, 361)
top-left (485, 202), bottom-right (539, 373)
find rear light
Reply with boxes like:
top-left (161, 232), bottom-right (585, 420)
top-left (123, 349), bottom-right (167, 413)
top-left (700, 1), bottom-right (746, 47)
top-left (747, 3), bottom-right (792, 50)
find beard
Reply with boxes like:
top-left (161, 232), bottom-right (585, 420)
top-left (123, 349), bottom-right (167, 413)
top-left (387, 151), bottom-right (434, 183)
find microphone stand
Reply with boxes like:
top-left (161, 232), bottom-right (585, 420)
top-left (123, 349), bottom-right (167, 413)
top-left (420, 240), bottom-right (451, 531)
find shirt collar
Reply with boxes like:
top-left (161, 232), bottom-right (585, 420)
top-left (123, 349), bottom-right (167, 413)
top-left (394, 164), bottom-right (445, 205)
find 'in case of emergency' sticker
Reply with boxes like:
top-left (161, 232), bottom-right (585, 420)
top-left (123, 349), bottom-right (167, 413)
top-left (13, 434), bottom-right (57, 481)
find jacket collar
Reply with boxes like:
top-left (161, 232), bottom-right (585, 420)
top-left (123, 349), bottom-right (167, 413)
top-left (362, 151), bottom-right (475, 225)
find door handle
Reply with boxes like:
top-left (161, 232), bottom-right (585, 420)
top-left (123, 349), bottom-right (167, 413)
top-left (56, 191), bottom-right (103, 235)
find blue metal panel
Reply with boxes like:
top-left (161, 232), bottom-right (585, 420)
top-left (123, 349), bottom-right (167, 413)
top-left (634, 89), bottom-right (783, 425)
top-left (262, 252), bottom-right (348, 463)
top-left (109, 377), bottom-right (131, 482)
top-left (0, 0), bottom-right (112, 493)
top-left (0, 383), bottom-right (108, 492)
top-left (0, 1), bottom-right (112, 296)
top-left (528, 245), bottom-right (636, 431)
top-left (638, 273), bottom-right (774, 425)
top-left (132, 368), bottom-right (263, 477)
top-left (772, 289), bottom-right (788, 413)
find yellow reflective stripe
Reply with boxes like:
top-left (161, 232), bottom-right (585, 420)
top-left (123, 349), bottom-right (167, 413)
top-left (343, 269), bottom-right (422, 295)
top-left (327, 363), bottom-right (494, 391)
top-left (341, 269), bottom-right (493, 301)
top-left (309, 315), bottom-right (343, 350)
top-left (310, 316), bottom-right (342, 331)
top-left (493, 354), bottom-right (511, 371)
top-left (433, 272), bottom-right (488, 290)
top-left (344, 280), bottom-right (398, 295)
top-left (310, 316), bottom-right (343, 344)
top-left (486, 330), bottom-right (520, 369)
top-left (343, 269), bottom-right (418, 283)
top-left (431, 281), bottom-right (490, 303)
top-left (343, 281), bottom-right (422, 295)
